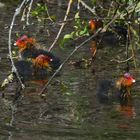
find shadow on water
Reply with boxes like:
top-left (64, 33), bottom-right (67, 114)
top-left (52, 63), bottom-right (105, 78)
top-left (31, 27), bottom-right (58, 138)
top-left (0, 1), bottom-right (140, 140)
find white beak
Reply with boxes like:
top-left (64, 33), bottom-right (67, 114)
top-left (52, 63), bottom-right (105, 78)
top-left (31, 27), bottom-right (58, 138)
top-left (132, 79), bottom-right (136, 83)
top-left (14, 42), bottom-right (17, 46)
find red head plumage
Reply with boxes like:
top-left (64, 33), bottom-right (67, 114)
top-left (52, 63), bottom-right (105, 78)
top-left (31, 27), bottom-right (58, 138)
top-left (89, 19), bottom-right (103, 34)
top-left (14, 35), bottom-right (36, 51)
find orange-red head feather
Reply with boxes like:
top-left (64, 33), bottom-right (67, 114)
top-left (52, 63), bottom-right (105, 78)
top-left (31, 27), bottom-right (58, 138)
top-left (14, 35), bottom-right (36, 51)
top-left (33, 54), bottom-right (53, 69)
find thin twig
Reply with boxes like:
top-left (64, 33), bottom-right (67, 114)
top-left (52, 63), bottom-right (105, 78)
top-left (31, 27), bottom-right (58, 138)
top-left (126, 23), bottom-right (130, 72)
top-left (48, 0), bottom-right (73, 51)
top-left (77, 0), bottom-right (80, 10)
top-left (9, 0), bottom-right (27, 89)
top-left (9, 104), bottom-right (16, 126)
top-left (129, 25), bottom-right (137, 68)
top-left (33, 15), bottom-right (137, 28)
top-left (107, 1), bottom-right (114, 17)
top-left (79, 0), bottom-right (97, 16)
top-left (21, 5), bottom-right (27, 21)
top-left (122, 2), bottom-right (140, 17)
top-left (26, 0), bottom-right (34, 25)
top-left (110, 55), bottom-right (134, 63)
top-left (45, 3), bottom-right (53, 22)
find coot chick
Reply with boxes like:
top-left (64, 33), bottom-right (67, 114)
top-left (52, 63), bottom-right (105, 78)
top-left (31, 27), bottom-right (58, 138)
top-left (14, 35), bottom-right (61, 69)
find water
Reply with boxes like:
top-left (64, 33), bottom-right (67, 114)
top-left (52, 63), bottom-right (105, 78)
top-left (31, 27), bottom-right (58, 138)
top-left (0, 1), bottom-right (140, 140)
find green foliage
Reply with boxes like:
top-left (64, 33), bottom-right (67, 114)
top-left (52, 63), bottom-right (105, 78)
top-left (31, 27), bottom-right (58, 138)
top-left (31, 3), bottom-right (47, 17)
top-left (31, 3), bottom-right (54, 22)
top-left (73, 12), bottom-right (89, 36)
top-left (60, 33), bottom-right (74, 48)
top-left (60, 12), bottom-right (89, 48)
top-left (90, 0), bottom-right (97, 5)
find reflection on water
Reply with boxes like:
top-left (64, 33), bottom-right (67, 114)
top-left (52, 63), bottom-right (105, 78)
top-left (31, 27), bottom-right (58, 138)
top-left (0, 2), bottom-right (140, 140)
top-left (115, 99), bottom-right (136, 119)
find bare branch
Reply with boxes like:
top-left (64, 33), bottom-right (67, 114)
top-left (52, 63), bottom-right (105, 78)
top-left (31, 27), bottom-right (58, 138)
top-left (111, 55), bottom-right (134, 63)
top-left (79, 0), bottom-right (97, 16)
top-left (26, 0), bottom-right (34, 25)
top-left (48, 0), bottom-right (73, 51)
top-left (8, 0), bottom-right (28, 89)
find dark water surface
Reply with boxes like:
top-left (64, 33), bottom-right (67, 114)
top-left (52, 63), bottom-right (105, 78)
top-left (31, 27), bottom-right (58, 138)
top-left (0, 2), bottom-right (140, 140)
